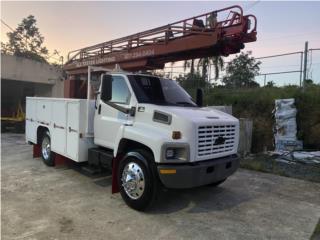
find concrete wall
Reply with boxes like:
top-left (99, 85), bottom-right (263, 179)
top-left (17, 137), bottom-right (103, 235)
top-left (1, 54), bottom-right (64, 97)
top-left (1, 54), bottom-right (65, 120)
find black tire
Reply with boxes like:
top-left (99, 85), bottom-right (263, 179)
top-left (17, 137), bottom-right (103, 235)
top-left (118, 149), bottom-right (159, 211)
top-left (41, 131), bottom-right (55, 166)
top-left (207, 178), bottom-right (227, 187)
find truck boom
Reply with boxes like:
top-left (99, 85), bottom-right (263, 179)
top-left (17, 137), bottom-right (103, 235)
top-left (64, 5), bottom-right (256, 75)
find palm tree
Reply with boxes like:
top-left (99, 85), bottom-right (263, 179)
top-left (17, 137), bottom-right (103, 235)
top-left (212, 55), bottom-right (224, 80)
top-left (169, 61), bottom-right (175, 79)
top-left (183, 59), bottom-right (195, 75)
top-left (197, 56), bottom-right (224, 82)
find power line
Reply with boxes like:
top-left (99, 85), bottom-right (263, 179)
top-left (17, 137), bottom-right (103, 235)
top-left (253, 38), bottom-right (320, 49)
top-left (1, 18), bottom-right (62, 64)
top-left (244, 0), bottom-right (261, 11)
top-left (1, 19), bottom-right (15, 32)
top-left (258, 70), bottom-right (301, 76)
top-left (1, 18), bottom-right (37, 56)
top-left (256, 51), bottom-right (302, 60)
top-left (1, 18), bottom-right (33, 46)
top-left (261, 64), bottom-right (302, 69)
top-left (260, 31), bottom-right (320, 41)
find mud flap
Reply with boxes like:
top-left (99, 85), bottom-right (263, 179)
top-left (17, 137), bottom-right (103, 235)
top-left (55, 153), bottom-right (68, 166)
top-left (33, 144), bottom-right (41, 158)
top-left (111, 155), bottom-right (122, 194)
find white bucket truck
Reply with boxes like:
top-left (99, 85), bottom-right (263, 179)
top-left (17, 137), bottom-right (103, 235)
top-left (26, 68), bottom-right (239, 210)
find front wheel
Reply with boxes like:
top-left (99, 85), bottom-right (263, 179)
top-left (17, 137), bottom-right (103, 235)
top-left (41, 131), bottom-right (55, 166)
top-left (118, 150), bottom-right (158, 211)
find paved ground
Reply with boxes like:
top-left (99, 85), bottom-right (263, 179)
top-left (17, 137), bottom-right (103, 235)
top-left (1, 133), bottom-right (320, 240)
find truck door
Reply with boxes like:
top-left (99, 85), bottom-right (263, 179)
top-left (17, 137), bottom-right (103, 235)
top-left (94, 75), bottom-right (131, 149)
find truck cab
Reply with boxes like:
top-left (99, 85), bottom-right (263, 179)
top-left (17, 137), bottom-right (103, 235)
top-left (26, 72), bottom-right (239, 211)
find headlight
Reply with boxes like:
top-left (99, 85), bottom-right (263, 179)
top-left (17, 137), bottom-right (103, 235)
top-left (162, 144), bottom-right (189, 162)
top-left (166, 148), bottom-right (175, 159)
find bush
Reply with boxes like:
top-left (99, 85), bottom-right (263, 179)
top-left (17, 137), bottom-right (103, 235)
top-left (200, 85), bottom-right (320, 152)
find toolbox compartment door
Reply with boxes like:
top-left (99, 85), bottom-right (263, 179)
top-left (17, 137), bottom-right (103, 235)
top-left (25, 98), bottom-right (37, 143)
top-left (36, 100), bottom-right (51, 125)
top-left (66, 102), bottom-right (80, 161)
top-left (51, 101), bottom-right (67, 155)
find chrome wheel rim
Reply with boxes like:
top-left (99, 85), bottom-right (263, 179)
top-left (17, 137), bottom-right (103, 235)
top-left (42, 136), bottom-right (51, 160)
top-left (121, 162), bottom-right (145, 200)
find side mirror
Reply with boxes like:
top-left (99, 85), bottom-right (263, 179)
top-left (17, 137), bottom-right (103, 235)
top-left (129, 106), bottom-right (136, 117)
top-left (101, 74), bottom-right (112, 102)
top-left (196, 88), bottom-right (203, 107)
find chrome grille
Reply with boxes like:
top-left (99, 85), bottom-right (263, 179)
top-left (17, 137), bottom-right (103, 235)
top-left (198, 125), bottom-right (236, 157)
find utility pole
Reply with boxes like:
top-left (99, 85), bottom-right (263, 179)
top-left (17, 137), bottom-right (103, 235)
top-left (303, 41), bottom-right (308, 90)
top-left (299, 52), bottom-right (303, 87)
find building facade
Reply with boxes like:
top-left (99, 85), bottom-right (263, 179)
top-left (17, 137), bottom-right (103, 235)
top-left (1, 54), bottom-right (64, 118)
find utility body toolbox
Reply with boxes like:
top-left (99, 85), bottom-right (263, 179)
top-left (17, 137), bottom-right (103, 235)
top-left (26, 97), bottom-right (95, 162)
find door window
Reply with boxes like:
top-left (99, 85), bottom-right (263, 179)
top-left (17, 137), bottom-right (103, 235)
top-left (110, 76), bottom-right (131, 104)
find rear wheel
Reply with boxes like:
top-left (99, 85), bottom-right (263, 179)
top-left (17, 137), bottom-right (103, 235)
top-left (41, 131), bottom-right (55, 166)
top-left (118, 149), bottom-right (158, 211)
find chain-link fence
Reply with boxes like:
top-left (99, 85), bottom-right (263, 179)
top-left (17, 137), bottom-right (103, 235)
top-left (159, 45), bottom-right (320, 88)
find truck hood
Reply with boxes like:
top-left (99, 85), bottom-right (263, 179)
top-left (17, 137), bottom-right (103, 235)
top-left (155, 106), bottom-right (237, 123)
top-left (133, 104), bottom-right (239, 163)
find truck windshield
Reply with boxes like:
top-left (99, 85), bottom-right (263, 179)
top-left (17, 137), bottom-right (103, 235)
top-left (128, 75), bottom-right (197, 107)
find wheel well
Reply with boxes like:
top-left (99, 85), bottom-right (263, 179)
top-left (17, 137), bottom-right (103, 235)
top-left (37, 126), bottom-right (49, 144)
top-left (117, 139), bottom-right (154, 160)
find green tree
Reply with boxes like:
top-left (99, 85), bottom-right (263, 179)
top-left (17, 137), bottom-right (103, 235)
top-left (176, 71), bottom-right (209, 90)
top-left (265, 81), bottom-right (275, 88)
top-left (222, 52), bottom-right (261, 88)
top-left (1, 15), bottom-right (49, 62)
top-left (305, 79), bottom-right (315, 86)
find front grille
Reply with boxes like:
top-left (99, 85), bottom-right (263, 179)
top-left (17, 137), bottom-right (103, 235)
top-left (197, 125), bottom-right (236, 157)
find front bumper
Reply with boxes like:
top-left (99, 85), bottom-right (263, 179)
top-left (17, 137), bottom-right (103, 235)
top-left (157, 154), bottom-right (239, 189)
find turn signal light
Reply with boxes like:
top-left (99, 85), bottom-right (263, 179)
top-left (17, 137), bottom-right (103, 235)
top-left (172, 131), bottom-right (181, 139)
top-left (160, 169), bottom-right (176, 174)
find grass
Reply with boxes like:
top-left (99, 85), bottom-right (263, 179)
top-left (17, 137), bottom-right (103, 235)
top-left (240, 154), bottom-right (271, 173)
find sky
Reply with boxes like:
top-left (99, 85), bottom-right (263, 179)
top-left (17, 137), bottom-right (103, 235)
top-left (1, 1), bottom-right (320, 85)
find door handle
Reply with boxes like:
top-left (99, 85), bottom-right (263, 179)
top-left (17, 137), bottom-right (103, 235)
top-left (68, 127), bottom-right (77, 133)
top-left (98, 104), bottom-right (101, 115)
top-left (54, 123), bottom-right (64, 129)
